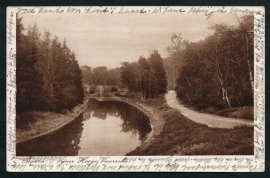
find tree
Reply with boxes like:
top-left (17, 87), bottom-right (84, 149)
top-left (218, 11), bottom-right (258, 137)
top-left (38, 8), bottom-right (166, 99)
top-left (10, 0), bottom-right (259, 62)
top-left (120, 50), bottom-right (167, 100)
top-left (138, 56), bottom-right (150, 100)
top-left (170, 14), bottom-right (254, 110)
top-left (81, 65), bottom-right (92, 84)
top-left (16, 18), bottom-right (45, 113)
top-left (17, 17), bottom-right (84, 113)
top-left (166, 33), bottom-right (188, 88)
top-left (148, 50), bottom-right (167, 96)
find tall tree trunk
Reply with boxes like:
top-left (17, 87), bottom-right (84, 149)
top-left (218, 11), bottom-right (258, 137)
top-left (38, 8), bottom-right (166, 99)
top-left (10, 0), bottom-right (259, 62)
top-left (216, 74), bottom-right (231, 108)
top-left (215, 36), bottom-right (231, 108)
top-left (246, 33), bottom-right (254, 94)
top-left (183, 69), bottom-right (194, 93)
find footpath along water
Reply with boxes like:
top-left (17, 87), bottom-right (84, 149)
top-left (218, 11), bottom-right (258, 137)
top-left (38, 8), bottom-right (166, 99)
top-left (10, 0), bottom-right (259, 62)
top-left (165, 90), bottom-right (254, 129)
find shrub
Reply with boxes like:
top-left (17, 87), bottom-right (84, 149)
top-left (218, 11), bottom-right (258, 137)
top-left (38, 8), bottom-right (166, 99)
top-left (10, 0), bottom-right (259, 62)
top-left (111, 87), bottom-right (118, 92)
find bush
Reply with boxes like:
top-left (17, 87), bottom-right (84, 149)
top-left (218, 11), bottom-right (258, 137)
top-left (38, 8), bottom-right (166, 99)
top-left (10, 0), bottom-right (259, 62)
top-left (159, 103), bottom-right (171, 111)
top-left (111, 87), bottom-right (118, 92)
top-left (214, 107), bottom-right (254, 120)
top-left (89, 85), bottom-right (97, 94)
top-left (204, 106), bottom-right (218, 114)
top-left (237, 107), bottom-right (254, 120)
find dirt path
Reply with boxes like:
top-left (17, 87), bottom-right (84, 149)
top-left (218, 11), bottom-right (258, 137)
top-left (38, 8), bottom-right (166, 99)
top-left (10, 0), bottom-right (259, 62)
top-left (165, 90), bottom-right (253, 129)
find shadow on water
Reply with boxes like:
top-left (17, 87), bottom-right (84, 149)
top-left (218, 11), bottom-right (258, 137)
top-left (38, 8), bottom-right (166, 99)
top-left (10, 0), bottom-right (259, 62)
top-left (16, 114), bottom-right (84, 156)
top-left (84, 99), bottom-right (152, 140)
top-left (17, 99), bottom-right (152, 156)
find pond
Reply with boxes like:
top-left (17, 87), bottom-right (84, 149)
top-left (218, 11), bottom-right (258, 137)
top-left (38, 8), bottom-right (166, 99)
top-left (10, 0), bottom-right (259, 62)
top-left (16, 99), bottom-right (152, 156)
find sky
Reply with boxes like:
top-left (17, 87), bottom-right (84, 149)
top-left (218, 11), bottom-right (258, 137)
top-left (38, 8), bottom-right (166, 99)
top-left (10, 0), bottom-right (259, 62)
top-left (20, 11), bottom-right (239, 69)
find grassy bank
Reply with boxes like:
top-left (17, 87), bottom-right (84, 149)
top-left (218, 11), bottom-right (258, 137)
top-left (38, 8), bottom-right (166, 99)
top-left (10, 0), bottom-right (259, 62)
top-left (127, 96), bottom-right (254, 155)
top-left (187, 105), bottom-right (254, 121)
top-left (16, 99), bottom-right (88, 143)
top-left (213, 106), bottom-right (254, 120)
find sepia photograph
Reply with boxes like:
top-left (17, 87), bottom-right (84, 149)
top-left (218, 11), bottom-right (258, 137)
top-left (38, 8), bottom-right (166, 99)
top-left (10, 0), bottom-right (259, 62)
top-left (15, 8), bottom-right (256, 157)
top-left (6, 6), bottom-right (265, 172)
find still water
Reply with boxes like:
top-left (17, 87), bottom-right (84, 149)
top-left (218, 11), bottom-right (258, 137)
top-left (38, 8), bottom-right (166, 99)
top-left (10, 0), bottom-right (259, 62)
top-left (17, 99), bottom-right (152, 156)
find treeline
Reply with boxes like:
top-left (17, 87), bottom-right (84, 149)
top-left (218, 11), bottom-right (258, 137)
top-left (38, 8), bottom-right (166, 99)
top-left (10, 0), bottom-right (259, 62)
top-left (16, 16), bottom-right (84, 113)
top-left (166, 14), bottom-right (254, 109)
top-left (121, 50), bottom-right (167, 100)
top-left (81, 66), bottom-right (121, 86)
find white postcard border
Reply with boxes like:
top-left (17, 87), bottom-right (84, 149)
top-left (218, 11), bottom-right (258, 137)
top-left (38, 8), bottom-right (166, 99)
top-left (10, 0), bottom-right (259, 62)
top-left (6, 6), bottom-right (265, 172)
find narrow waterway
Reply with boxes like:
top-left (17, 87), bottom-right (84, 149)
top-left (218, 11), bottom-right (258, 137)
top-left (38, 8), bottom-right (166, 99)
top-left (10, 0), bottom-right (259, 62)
top-left (17, 99), bottom-right (152, 156)
top-left (165, 90), bottom-right (254, 128)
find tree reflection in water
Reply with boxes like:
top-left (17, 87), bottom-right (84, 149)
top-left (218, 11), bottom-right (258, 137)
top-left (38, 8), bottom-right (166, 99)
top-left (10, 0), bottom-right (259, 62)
top-left (17, 114), bottom-right (84, 156)
top-left (85, 99), bottom-right (152, 140)
top-left (17, 99), bottom-right (152, 156)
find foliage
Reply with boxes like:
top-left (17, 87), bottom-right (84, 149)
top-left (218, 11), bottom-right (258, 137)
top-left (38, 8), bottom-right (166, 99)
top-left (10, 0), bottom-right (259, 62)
top-left (214, 106), bottom-right (254, 120)
top-left (81, 65), bottom-right (121, 86)
top-left (16, 16), bottom-right (84, 113)
top-left (120, 50), bottom-right (167, 100)
top-left (165, 14), bottom-right (254, 110)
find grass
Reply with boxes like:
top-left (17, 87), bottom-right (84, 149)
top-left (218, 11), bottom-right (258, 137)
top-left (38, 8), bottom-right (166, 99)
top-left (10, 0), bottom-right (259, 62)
top-left (181, 100), bottom-right (254, 121)
top-left (141, 95), bottom-right (168, 108)
top-left (16, 99), bottom-right (88, 143)
top-left (127, 100), bottom-right (254, 156)
top-left (214, 106), bottom-right (254, 120)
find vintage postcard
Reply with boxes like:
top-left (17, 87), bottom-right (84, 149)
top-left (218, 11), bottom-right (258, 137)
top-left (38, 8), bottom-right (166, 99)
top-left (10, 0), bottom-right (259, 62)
top-left (6, 6), bottom-right (265, 172)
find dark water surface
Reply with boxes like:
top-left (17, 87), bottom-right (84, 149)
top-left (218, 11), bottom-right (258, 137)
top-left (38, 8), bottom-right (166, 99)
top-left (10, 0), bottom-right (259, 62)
top-left (17, 99), bottom-right (152, 156)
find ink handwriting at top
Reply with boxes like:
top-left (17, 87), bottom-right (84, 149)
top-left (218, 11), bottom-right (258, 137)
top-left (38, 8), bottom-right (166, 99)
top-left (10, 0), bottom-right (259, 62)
top-left (188, 7), bottom-right (227, 19)
top-left (85, 6), bottom-right (146, 14)
top-left (188, 7), bottom-right (216, 20)
top-left (118, 7), bottom-right (146, 14)
top-left (163, 6), bottom-right (185, 13)
top-left (38, 7), bottom-right (64, 13)
top-left (17, 7), bottom-right (35, 14)
top-left (85, 7), bottom-right (116, 14)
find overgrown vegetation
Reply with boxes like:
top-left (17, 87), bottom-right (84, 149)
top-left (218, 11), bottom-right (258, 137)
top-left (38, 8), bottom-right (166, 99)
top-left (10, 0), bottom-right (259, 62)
top-left (121, 50), bottom-right (167, 100)
top-left (164, 14), bottom-right (254, 111)
top-left (16, 16), bottom-right (84, 115)
top-left (214, 106), bottom-right (254, 120)
top-left (81, 65), bottom-right (122, 86)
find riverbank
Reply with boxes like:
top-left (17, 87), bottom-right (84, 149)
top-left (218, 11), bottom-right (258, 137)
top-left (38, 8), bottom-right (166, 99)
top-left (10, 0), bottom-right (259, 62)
top-left (111, 96), bottom-right (167, 145)
top-left (126, 95), bottom-right (254, 155)
top-left (16, 99), bottom-right (89, 143)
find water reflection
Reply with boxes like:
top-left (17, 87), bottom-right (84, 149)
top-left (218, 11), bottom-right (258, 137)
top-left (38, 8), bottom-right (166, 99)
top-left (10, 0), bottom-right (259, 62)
top-left (84, 99), bottom-right (151, 140)
top-left (79, 99), bottom-right (152, 155)
top-left (17, 99), bottom-right (152, 156)
top-left (17, 114), bottom-right (84, 156)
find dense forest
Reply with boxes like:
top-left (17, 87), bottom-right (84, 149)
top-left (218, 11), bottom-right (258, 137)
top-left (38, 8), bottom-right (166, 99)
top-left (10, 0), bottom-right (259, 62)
top-left (164, 14), bottom-right (254, 110)
top-left (81, 50), bottom-right (168, 101)
top-left (81, 65), bottom-right (121, 86)
top-left (121, 50), bottom-right (167, 100)
top-left (16, 16), bottom-right (84, 113)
